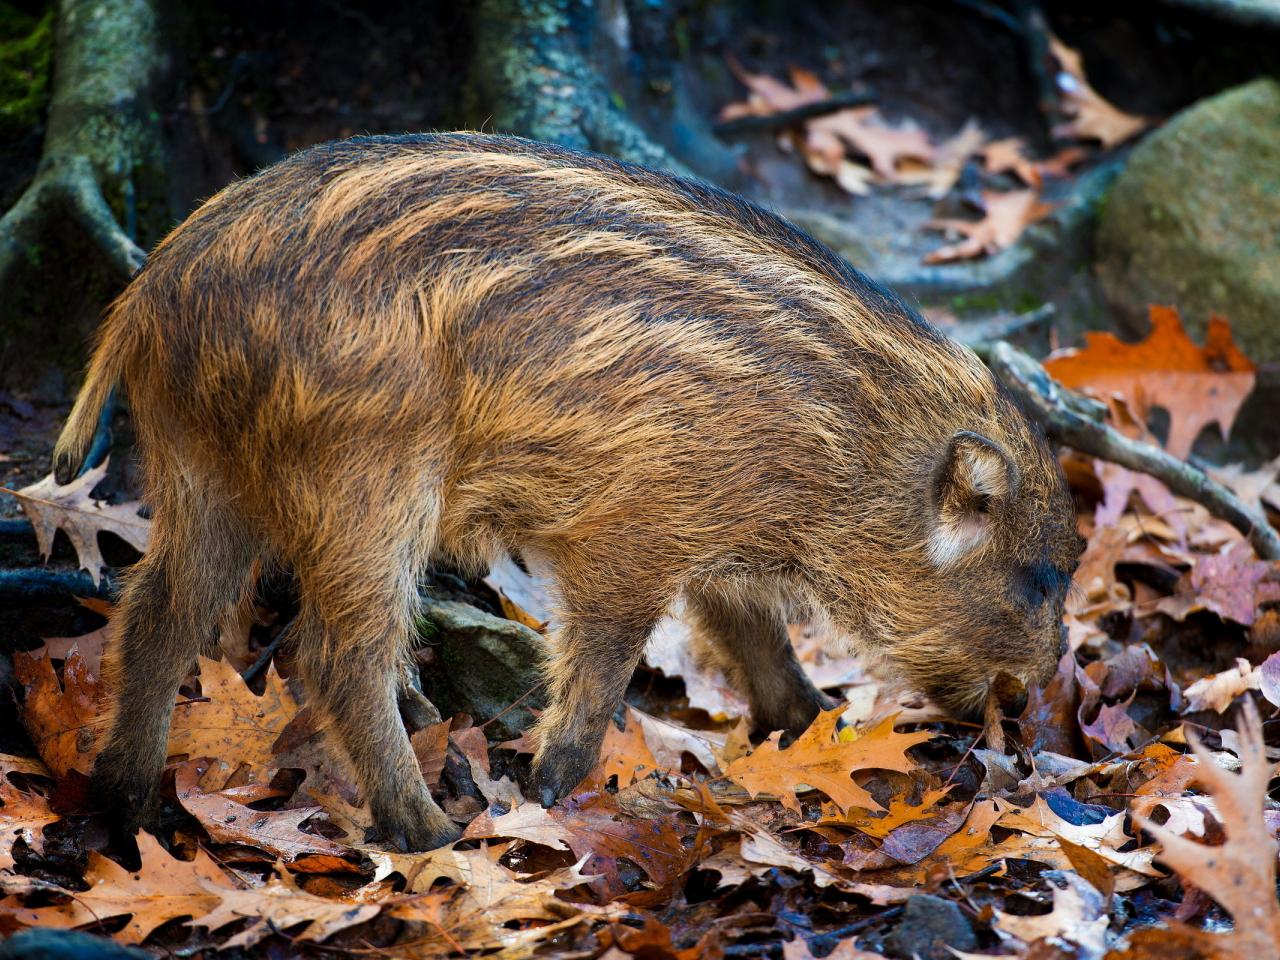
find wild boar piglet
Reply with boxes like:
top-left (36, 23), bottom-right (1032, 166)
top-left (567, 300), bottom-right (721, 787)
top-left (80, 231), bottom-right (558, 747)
top-left (54, 133), bottom-right (1082, 851)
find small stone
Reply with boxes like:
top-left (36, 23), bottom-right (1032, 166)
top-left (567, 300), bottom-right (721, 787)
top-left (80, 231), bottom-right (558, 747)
top-left (887, 893), bottom-right (976, 960)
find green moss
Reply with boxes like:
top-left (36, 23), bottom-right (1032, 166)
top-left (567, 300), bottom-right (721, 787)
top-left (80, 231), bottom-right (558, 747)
top-left (948, 289), bottom-right (1042, 316)
top-left (0, 3), bottom-right (53, 138)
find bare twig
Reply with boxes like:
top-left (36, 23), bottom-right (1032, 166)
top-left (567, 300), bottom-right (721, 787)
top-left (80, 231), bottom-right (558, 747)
top-left (989, 340), bottom-right (1280, 560)
top-left (713, 89), bottom-right (878, 136)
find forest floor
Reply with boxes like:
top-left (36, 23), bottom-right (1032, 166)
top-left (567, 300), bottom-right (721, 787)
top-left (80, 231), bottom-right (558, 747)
top-left (2, 3), bottom-right (1280, 958)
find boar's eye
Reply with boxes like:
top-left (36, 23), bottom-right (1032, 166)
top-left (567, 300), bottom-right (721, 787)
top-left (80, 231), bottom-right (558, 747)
top-left (1016, 561), bottom-right (1069, 609)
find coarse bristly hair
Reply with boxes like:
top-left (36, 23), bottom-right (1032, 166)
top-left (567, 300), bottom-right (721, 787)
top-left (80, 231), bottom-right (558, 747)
top-left (54, 132), bottom-right (1084, 850)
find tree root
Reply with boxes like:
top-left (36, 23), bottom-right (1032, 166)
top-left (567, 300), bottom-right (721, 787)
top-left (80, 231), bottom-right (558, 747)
top-left (989, 340), bottom-right (1280, 560)
top-left (0, 567), bottom-right (113, 606)
top-left (469, 0), bottom-right (687, 173)
top-left (0, 0), bottom-right (162, 302)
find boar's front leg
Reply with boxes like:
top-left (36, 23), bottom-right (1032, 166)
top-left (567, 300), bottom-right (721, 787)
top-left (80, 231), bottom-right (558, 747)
top-left (686, 584), bottom-right (835, 737)
top-left (529, 596), bottom-right (663, 806)
top-left (292, 593), bottom-right (459, 852)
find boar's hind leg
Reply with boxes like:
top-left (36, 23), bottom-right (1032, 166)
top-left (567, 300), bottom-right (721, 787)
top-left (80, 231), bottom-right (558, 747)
top-left (90, 498), bottom-right (257, 830)
top-left (397, 650), bottom-right (442, 731)
top-left (292, 579), bottom-right (459, 852)
top-left (687, 585), bottom-right (835, 737)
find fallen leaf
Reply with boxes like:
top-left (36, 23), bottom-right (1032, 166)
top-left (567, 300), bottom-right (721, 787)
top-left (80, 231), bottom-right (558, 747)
top-left (1132, 702), bottom-right (1280, 956)
top-left (1049, 34), bottom-right (1153, 148)
top-left (168, 656), bottom-right (299, 770)
top-left (0, 778), bottom-right (57, 871)
top-left (721, 711), bottom-right (931, 814)
top-left (806, 106), bottom-right (935, 181)
top-left (981, 136), bottom-right (1040, 187)
top-left (466, 788), bottom-right (694, 899)
top-left (1156, 541), bottom-right (1274, 626)
top-left (720, 56), bottom-right (832, 120)
top-left (13, 646), bottom-right (105, 777)
top-left (193, 868), bottom-right (380, 948)
top-left (1043, 305), bottom-right (1255, 460)
top-left (6, 462), bottom-right (150, 584)
top-left (896, 118), bottom-right (985, 198)
top-left (1181, 659), bottom-right (1261, 714)
top-left (593, 707), bottom-right (658, 789)
top-left (996, 872), bottom-right (1110, 954)
top-left (0, 832), bottom-right (227, 944)
top-left (923, 189), bottom-right (1054, 263)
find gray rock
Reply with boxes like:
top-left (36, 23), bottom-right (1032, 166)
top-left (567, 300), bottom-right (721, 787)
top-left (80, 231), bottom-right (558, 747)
top-left (417, 597), bottom-right (548, 740)
top-left (1097, 78), bottom-right (1280, 361)
top-left (887, 893), bottom-right (976, 960)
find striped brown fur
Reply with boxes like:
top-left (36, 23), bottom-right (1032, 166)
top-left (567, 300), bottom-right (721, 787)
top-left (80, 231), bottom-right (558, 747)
top-left (54, 133), bottom-right (1081, 850)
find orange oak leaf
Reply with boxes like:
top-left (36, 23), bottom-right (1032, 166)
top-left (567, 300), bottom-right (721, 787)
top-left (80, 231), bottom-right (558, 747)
top-left (0, 832), bottom-right (228, 944)
top-left (923, 189), bottom-right (1054, 264)
top-left (721, 711), bottom-right (931, 814)
top-left (13, 645), bottom-right (105, 777)
top-left (592, 707), bottom-right (658, 789)
top-left (6, 461), bottom-right (150, 585)
top-left (1132, 702), bottom-right (1280, 957)
top-left (1043, 305), bottom-right (1255, 459)
top-left (167, 656), bottom-right (299, 770)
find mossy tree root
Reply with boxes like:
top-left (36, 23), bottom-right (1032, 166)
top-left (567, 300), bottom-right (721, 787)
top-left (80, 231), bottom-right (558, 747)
top-left (469, 0), bottom-right (686, 174)
top-left (0, 0), bottom-right (162, 296)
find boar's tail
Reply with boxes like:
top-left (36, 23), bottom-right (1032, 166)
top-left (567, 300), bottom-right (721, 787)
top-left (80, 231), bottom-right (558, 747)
top-left (52, 321), bottom-right (128, 486)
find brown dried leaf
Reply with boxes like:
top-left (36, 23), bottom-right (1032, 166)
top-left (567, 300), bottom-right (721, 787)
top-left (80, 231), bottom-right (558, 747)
top-left (806, 106), bottom-right (935, 180)
top-left (1181, 659), bottom-right (1261, 714)
top-left (981, 136), bottom-right (1041, 187)
top-left (7, 462), bottom-right (150, 585)
top-left (388, 846), bottom-right (587, 953)
top-left (465, 788), bottom-right (693, 900)
top-left (168, 656), bottom-right (299, 770)
top-left (174, 762), bottom-right (357, 867)
top-left (1156, 541), bottom-right (1274, 627)
top-left (923, 189), bottom-right (1054, 263)
top-left (0, 779), bottom-right (57, 871)
top-left (1049, 34), bottom-right (1153, 148)
top-left (193, 868), bottom-right (380, 949)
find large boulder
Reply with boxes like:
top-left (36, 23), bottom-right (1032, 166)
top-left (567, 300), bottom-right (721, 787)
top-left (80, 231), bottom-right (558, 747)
top-left (1097, 78), bottom-right (1280, 361)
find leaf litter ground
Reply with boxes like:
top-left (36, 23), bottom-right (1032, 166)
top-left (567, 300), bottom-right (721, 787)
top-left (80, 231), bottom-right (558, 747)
top-left (3, 307), bottom-right (1280, 958)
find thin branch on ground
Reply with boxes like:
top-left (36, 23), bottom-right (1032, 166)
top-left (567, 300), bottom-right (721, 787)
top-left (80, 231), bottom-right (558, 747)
top-left (713, 89), bottom-right (878, 136)
top-left (989, 340), bottom-right (1280, 560)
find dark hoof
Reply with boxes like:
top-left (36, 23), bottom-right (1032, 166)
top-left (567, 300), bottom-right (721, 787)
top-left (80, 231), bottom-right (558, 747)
top-left (86, 765), bottom-right (154, 835)
top-left (369, 793), bottom-right (461, 852)
top-left (753, 689), bottom-right (839, 740)
top-left (528, 742), bottom-right (595, 807)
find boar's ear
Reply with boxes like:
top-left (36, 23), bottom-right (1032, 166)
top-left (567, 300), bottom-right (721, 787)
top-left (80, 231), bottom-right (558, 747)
top-left (928, 430), bottom-right (1020, 567)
